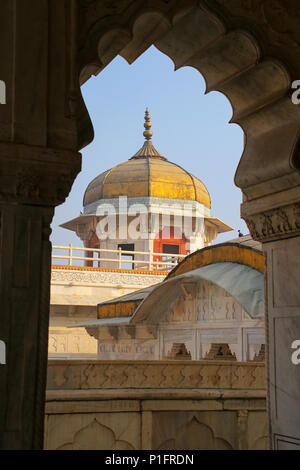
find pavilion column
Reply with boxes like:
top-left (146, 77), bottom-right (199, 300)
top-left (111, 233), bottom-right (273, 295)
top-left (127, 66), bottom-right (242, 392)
top-left (0, 144), bottom-right (81, 449)
top-left (242, 190), bottom-right (300, 449)
top-left (0, 203), bottom-right (53, 449)
top-left (0, 0), bottom-right (91, 449)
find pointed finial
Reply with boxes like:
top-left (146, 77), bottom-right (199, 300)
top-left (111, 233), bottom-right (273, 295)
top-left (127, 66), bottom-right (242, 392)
top-left (143, 107), bottom-right (153, 141)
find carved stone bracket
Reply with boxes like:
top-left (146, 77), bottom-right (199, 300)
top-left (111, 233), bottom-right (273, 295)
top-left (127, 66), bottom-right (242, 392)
top-left (243, 202), bottom-right (300, 242)
top-left (0, 142), bottom-right (81, 206)
top-left (86, 327), bottom-right (98, 340)
top-left (76, 219), bottom-right (99, 245)
top-left (124, 325), bottom-right (136, 339)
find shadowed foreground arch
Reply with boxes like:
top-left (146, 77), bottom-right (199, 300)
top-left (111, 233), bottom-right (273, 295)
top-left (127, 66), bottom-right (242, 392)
top-left (78, 4), bottom-right (300, 449)
top-left (78, 3), bottom-right (300, 450)
top-left (0, 0), bottom-right (300, 450)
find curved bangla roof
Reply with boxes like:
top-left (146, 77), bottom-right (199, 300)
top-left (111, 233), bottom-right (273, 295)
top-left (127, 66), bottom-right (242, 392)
top-left (167, 236), bottom-right (265, 279)
top-left (130, 237), bottom-right (265, 321)
top-left (83, 109), bottom-right (211, 209)
top-left (131, 261), bottom-right (264, 323)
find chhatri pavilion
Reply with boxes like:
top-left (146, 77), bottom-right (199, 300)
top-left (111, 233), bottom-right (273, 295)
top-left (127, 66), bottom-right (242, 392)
top-left (61, 109), bottom-right (232, 264)
top-left (49, 110), bottom-right (236, 358)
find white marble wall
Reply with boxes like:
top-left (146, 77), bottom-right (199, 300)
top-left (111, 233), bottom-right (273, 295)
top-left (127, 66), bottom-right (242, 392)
top-left (96, 280), bottom-right (265, 361)
top-left (264, 236), bottom-right (300, 449)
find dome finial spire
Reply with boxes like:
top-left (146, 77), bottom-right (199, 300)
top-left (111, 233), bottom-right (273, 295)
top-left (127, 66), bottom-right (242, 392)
top-left (143, 107), bottom-right (153, 141)
top-left (130, 108), bottom-right (166, 160)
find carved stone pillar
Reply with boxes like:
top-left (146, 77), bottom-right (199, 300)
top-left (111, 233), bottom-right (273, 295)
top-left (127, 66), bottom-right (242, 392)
top-left (0, 143), bottom-right (81, 449)
top-left (242, 190), bottom-right (300, 449)
top-left (0, 204), bottom-right (53, 449)
top-left (0, 0), bottom-right (87, 449)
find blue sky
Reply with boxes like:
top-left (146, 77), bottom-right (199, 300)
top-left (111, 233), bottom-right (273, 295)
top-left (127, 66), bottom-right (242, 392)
top-left (51, 45), bottom-right (247, 247)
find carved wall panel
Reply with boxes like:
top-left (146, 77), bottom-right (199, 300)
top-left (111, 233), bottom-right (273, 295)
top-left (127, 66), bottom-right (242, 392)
top-left (45, 413), bottom-right (140, 450)
top-left (48, 328), bottom-right (97, 356)
top-left (153, 411), bottom-right (236, 450)
top-left (44, 397), bottom-right (268, 450)
top-left (45, 359), bottom-right (267, 449)
top-left (196, 281), bottom-right (246, 322)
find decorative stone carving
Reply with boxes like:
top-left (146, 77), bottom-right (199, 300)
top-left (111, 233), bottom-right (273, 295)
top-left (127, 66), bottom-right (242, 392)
top-left (51, 268), bottom-right (165, 286)
top-left (47, 360), bottom-right (265, 390)
top-left (48, 330), bottom-right (97, 356)
top-left (245, 203), bottom-right (300, 242)
top-left (196, 281), bottom-right (245, 321)
top-left (0, 143), bottom-right (81, 206)
top-left (232, 364), bottom-right (266, 389)
top-left (166, 292), bottom-right (195, 322)
top-left (163, 281), bottom-right (248, 325)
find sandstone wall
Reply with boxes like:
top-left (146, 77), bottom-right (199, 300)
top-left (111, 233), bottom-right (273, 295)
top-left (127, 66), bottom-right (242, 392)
top-left (45, 360), bottom-right (267, 450)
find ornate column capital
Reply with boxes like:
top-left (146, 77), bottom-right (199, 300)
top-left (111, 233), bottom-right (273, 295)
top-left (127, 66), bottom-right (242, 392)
top-left (239, 171), bottom-right (300, 242)
top-left (0, 142), bottom-right (81, 206)
top-left (242, 201), bottom-right (300, 243)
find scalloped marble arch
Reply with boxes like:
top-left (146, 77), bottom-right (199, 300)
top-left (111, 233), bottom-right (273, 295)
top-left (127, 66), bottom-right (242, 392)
top-left (77, 1), bottom-right (300, 207)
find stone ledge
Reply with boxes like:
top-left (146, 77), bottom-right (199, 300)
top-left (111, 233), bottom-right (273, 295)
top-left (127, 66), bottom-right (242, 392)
top-left (46, 388), bottom-right (266, 402)
top-left (45, 390), bottom-right (266, 415)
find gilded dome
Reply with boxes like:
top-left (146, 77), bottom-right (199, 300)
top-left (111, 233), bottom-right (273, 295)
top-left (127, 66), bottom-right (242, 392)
top-left (83, 110), bottom-right (211, 209)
